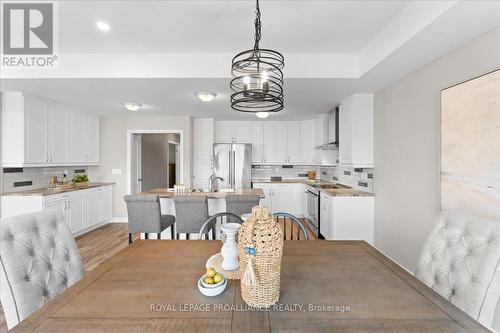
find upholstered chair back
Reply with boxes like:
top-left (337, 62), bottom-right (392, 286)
top-left (416, 211), bottom-right (500, 327)
top-left (124, 194), bottom-right (162, 233)
top-left (225, 194), bottom-right (261, 217)
top-left (0, 210), bottom-right (84, 329)
top-left (173, 195), bottom-right (209, 234)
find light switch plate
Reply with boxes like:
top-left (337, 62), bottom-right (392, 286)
top-left (112, 169), bottom-right (122, 175)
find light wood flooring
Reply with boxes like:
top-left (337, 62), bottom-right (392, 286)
top-left (0, 219), bottom-right (316, 332)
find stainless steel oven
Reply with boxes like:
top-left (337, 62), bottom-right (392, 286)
top-left (304, 185), bottom-right (319, 237)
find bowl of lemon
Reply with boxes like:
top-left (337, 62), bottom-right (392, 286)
top-left (198, 267), bottom-right (227, 296)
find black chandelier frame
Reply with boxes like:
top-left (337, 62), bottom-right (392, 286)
top-left (230, 0), bottom-right (284, 113)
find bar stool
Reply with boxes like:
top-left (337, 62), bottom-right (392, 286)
top-left (173, 195), bottom-right (209, 239)
top-left (124, 194), bottom-right (176, 243)
top-left (225, 194), bottom-right (260, 224)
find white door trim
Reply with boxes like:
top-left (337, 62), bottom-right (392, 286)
top-left (126, 129), bottom-right (184, 195)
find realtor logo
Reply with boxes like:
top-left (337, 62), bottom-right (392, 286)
top-left (1, 1), bottom-right (58, 68)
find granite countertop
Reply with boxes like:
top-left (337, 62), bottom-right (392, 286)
top-left (320, 188), bottom-right (374, 197)
top-left (252, 178), bottom-right (318, 184)
top-left (2, 182), bottom-right (115, 197)
top-left (141, 188), bottom-right (265, 199)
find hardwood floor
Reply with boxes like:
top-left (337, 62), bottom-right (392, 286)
top-left (0, 219), bottom-right (316, 332)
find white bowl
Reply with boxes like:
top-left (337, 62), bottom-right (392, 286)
top-left (198, 277), bottom-right (227, 296)
top-left (200, 275), bottom-right (226, 288)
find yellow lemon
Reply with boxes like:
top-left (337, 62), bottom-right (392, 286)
top-left (206, 267), bottom-right (216, 278)
top-left (213, 273), bottom-right (223, 284)
top-left (204, 276), bottom-right (214, 284)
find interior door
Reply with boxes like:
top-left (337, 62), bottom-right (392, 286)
top-left (213, 144), bottom-right (231, 189)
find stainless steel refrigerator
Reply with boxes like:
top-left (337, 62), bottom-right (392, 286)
top-left (213, 143), bottom-right (252, 189)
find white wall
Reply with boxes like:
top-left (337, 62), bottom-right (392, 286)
top-left (87, 115), bottom-right (191, 219)
top-left (374, 25), bottom-right (500, 272)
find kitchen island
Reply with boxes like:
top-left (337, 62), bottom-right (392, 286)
top-left (139, 188), bottom-right (265, 239)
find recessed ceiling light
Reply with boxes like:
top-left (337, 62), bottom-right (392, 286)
top-left (123, 102), bottom-right (142, 111)
top-left (256, 112), bottom-right (269, 119)
top-left (196, 91), bottom-right (216, 102)
top-left (96, 21), bottom-right (110, 32)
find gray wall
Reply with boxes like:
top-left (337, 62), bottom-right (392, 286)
top-left (374, 25), bottom-right (500, 272)
top-left (87, 115), bottom-right (191, 219)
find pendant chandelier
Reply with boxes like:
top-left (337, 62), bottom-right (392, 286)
top-left (230, 0), bottom-right (284, 117)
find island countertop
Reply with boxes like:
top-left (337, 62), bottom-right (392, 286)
top-left (141, 188), bottom-right (265, 198)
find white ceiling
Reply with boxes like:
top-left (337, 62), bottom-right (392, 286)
top-left (2, 0), bottom-right (500, 119)
top-left (59, 0), bottom-right (408, 53)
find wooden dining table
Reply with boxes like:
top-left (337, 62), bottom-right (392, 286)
top-left (12, 240), bottom-right (490, 332)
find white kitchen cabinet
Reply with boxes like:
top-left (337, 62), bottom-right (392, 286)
top-left (1, 92), bottom-right (101, 167)
top-left (253, 182), bottom-right (304, 216)
top-left (99, 186), bottom-right (114, 222)
top-left (85, 190), bottom-right (100, 228)
top-left (84, 113), bottom-right (100, 163)
top-left (338, 94), bottom-right (373, 167)
top-left (328, 109), bottom-right (337, 143)
top-left (1, 185), bottom-right (114, 236)
top-left (192, 119), bottom-right (214, 188)
top-left (50, 103), bottom-right (70, 163)
top-left (251, 122), bottom-right (276, 163)
top-left (319, 192), bottom-right (374, 244)
top-left (68, 195), bottom-right (85, 233)
top-left (25, 97), bottom-right (50, 164)
top-left (275, 122), bottom-right (300, 163)
top-left (272, 184), bottom-right (291, 213)
top-left (70, 109), bottom-right (85, 163)
top-left (214, 121), bottom-right (251, 143)
top-left (315, 114), bottom-right (329, 146)
top-left (299, 119), bottom-right (315, 164)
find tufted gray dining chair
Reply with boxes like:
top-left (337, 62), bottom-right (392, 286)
top-left (225, 194), bottom-right (260, 224)
top-left (415, 211), bottom-right (500, 328)
top-left (0, 210), bottom-right (84, 329)
top-left (173, 195), bottom-right (209, 239)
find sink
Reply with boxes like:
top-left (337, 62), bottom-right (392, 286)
top-left (193, 188), bottom-right (211, 193)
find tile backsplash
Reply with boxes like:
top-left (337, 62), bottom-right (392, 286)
top-left (1, 167), bottom-right (88, 194)
top-left (252, 165), bottom-right (320, 180)
top-left (320, 166), bottom-right (374, 192)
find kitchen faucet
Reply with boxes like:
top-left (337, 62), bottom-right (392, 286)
top-left (209, 174), bottom-right (224, 192)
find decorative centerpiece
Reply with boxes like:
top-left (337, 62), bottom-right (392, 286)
top-left (72, 174), bottom-right (89, 188)
top-left (220, 223), bottom-right (241, 271)
top-left (238, 206), bottom-right (283, 307)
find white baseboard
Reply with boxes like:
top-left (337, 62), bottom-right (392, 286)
top-left (110, 216), bottom-right (128, 223)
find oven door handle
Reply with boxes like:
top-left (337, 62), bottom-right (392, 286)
top-left (305, 190), bottom-right (319, 197)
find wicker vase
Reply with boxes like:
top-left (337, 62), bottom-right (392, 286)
top-left (238, 206), bottom-right (283, 307)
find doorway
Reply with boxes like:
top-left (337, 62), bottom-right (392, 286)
top-left (127, 130), bottom-right (184, 195)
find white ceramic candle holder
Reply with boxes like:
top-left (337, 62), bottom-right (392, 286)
top-left (220, 223), bottom-right (241, 271)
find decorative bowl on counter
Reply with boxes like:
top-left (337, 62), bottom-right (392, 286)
top-left (198, 277), bottom-right (227, 296)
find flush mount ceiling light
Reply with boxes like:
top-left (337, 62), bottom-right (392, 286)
top-left (256, 112), bottom-right (269, 119)
top-left (196, 91), bottom-right (217, 102)
top-left (230, 0), bottom-right (284, 115)
top-left (123, 102), bottom-right (142, 111)
top-left (96, 21), bottom-right (110, 32)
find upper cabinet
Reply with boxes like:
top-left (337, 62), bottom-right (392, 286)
top-left (315, 114), bottom-right (330, 146)
top-left (214, 121), bottom-right (252, 143)
top-left (192, 119), bottom-right (214, 188)
top-left (338, 94), bottom-right (373, 167)
top-left (299, 119), bottom-right (315, 164)
top-left (275, 121), bottom-right (300, 163)
top-left (1, 92), bottom-right (101, 167)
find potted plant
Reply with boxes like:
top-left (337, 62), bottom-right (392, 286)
top-left (72, 174), bottom-right (89, 188)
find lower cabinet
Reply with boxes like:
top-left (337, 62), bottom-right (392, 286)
top-left (319, 193), bottom-right (374, 244)
top-left (252, 183), bottom-right (303, 216)
top-left (1, 185), bottom-right (114, 236)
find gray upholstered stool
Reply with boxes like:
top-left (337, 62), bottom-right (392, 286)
top-left (225, 194), bottom-right (260, 223)
top-left (0, 210), bottom-right (85, 329)
top-left (124, 194), bottom-right (176, 243)
top-left (173, 195), bottom-right (209, 240)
